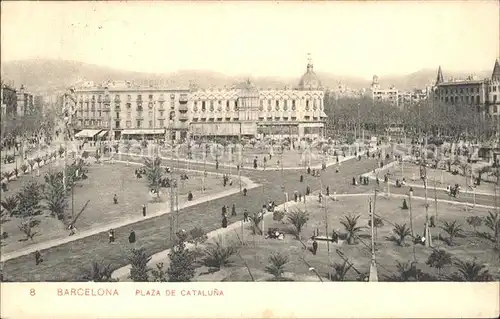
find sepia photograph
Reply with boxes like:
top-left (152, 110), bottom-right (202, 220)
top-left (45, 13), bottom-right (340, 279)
top-left (0, 0), bottom-right (499, 318)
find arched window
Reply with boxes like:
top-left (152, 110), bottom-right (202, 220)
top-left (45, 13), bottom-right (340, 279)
top-left (305, 100), bottom-right (310, 111)
top-left (275, 100), bottom-right (280, 111)
top-left (210, 101), bottom-right (214, 112)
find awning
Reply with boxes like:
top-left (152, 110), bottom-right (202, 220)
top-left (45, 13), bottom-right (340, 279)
top-left (122, 129), bottom-right (166, 135)
top-left (75, 129), bottom-right (102, 138)
top-left (97, 130), bottom-right (108, 138)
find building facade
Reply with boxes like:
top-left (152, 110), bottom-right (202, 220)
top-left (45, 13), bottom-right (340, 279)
top-left (366, 75), bottom-right (399, 107)
top-left (1, 81), bottom-right (17, 117)
top-left (15, 85), bottom-right (34, 117)
top-left (70, 61), bottom-right (327, 141)
top-left (432, 62), bottom-right (499, 118)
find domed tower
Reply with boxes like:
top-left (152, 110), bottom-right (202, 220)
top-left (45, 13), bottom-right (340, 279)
top-left (371, 75), bottom-right (380, 90)
top-left (298, 54), bottom-right (323, 90)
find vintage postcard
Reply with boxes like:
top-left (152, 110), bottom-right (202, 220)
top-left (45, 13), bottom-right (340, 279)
top-left (0, 1), bottom-right (499, 318)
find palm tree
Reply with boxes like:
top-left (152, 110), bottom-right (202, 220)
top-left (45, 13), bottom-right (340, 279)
top-left (466, 216), bottom-right (483, 231)
top-left (368, 216), bottom-right (384, 240)
top-left (390, 223), bottom-right (412, 246)
top-left (265, 253), bottom-right (289, 280)
top-left (287, 210), bottom-right (309, 239)
top-left (330, 261), bottom-right (353, 281)
top-left (80, 261), bottom-right (117, 282)
top-left (202, 236), bottom-right (238, 270)
top-left (340, 214), bottom-right (365, 245)
top-left (385, 260), bottom-right (418, 282)
top-left (43, 173), bottom-right (67, 220)
top-left (483, 211), bottom-right (499, 241)
top-left (440, 220), bottom-right (464, 245)
top-left (2, 171), bottom-right (12, 183)
top-left (450, 258), bottom-right (492, 282)
top-left (1, 195), bottom-right (18, 218)
top-left (144, 156), bottom-right (163, 199)
top-left (426, 249), bottom-right (452, 278)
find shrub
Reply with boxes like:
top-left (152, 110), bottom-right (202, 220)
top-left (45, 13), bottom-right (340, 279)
top-left (202, 236), bottom-right (238, 270)
top-left (168, 231), bottom-right (197, 282)
top-left (265, 253), bottom-right (289, 279)
top-left (80, 261), bottom-right (117, 282)
top-left (128, 248), bottom-right (151, 282)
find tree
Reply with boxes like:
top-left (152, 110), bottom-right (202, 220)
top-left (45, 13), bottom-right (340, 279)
top-left (426, 249), bottom-right (452, 278)
top-left (466, 216), bottom-right (483, 231)
top-left (17, 218), bottom-right (39, 240)
top-left (43, 172), bottom-right (67, 220)
top-left (440, 220), bottom-right (464, 245)
top-left (249, 212), bottom-right (263, 235)
top-left (483, 211), bottom-right (499, 241)
top-left (16, 180), bottom-right (43, 218)
top-left (151, 262), bottom-right (168, 282)
top-left (202, 236), bottom-right (237, 270)
top-left (128, 248), bottom-right (151, 282)
top-left (287, 209), bottom-right (309, 239)
top-left (80, 261), bottom-right (117, 282)
top-left (2, 171), bottom-right (13, 183)
top-left (389, 223), bottom-right (412, 246)
top-left (368, 216), bottom-right (384, 240)
top-left (1, 195), bottom-right (18, 217)
top-left (144, 156), bottom-right (163, 199)
top-left (265, 253), bottom-right (289, 280)
top-left (330, 261), bottom-right (353, 281)
top-left (449, 258), bottom-right (492, 282)
top-left (340, 214), bottom-right (365, 245)
top-left (168, 230), bottom-right (197, 282)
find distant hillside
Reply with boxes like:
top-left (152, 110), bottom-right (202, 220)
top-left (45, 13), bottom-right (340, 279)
top-left (0, 59), bottom-right (493, 93)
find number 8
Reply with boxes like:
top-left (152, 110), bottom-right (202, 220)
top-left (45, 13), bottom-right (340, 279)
top-left (30, 289), bottom-right (36, 296)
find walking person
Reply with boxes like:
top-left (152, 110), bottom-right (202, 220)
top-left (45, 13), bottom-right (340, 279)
top-left (312, 239), bottom-right (318, 255)
top-left (222, 205), bottom-right (227, 217)
top-left (113, 194), bottom-right (118, 204)
top-left (142, 204), bottom-right (147, 217)
top-left (128, 230), bottom-right (136, 244)
top-left (108, 229), bottom-right (115, 243)
top-left (222, 215), bottom-right (228, 228)
top-left (243, 188), bottom-right (247, 196)
top-left (231, 203), bottom-right (237, 216)
top-left (243, 210), bottom-right (249, 222)
top-left (35, 250), bottom-right (43, 265)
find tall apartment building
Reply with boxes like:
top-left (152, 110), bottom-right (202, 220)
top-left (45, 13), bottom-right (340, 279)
top-left (397, 88), bottom-right (431, 108)
top-left (1, 81), bottom-right (17, 117)
top-left (15, 85), bottom-right (34, 117)
top-left (70, 60), bottom-right (327, 141)
top-left (366, 75), bottom-right (399, 107)
top-left (432, 60), bottom-right (500, 124)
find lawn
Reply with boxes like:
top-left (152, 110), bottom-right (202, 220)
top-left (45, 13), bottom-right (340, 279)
top-left (147, 194), bottom-right (500, 282)
top-left (0, 161), bottom-right (241, 255)
top-left (385, 162), bottom-right (498, 194)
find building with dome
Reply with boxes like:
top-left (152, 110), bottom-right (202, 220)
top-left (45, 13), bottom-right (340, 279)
top-left (68, 59), bottom-right (327, 141)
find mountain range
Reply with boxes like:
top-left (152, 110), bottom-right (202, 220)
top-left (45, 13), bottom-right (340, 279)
top-left (0, 59), bottom-right (493, 94)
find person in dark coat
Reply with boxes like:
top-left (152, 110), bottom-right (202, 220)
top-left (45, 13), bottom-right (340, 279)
top-left (326, 186), bottom-right (330, 196)
top-left (294, 192), bottom-right (298, 202)
top-left (231, 204), bottom-right (237, 216)
top-left (306, 186), bottom-right (310, 195)
top-left (312, 240), bottom-right (318, 255)
top-left (352, 177), bottom-right (356, 185)
top-left (128, 230), bottom-right (136, 244)
top-left (243, 188), bottom-right (247, 196)
top-left (307, 167), bottom-right (311, 174)
top-left (35, 250), bottom-right (43, 265)
top-left (108, 229), bottom-right (115, 243)
top-left (188, 191), bottom-right (193, 201)
top-left (299, 193), bottom-right (302, 202)
top-left (243, 210), bottom-right (249, 222)
top-left (113, 194), bottom-right (118, 204)
top-left (331, 230), bottom-right (339, 243)
top-left (222, 205), bottom-right (227, 217)
top-left (429, 216), bottom-right (436, 228)
top-left (300, 175), bottom-right (304, 182)
top-left (142, 204), bottom-right (147, 217)
top-left (222, 216), bottom-right (228, 228)
top-left (216, 160), bottom-right (219, 170)
top-left (253, 157), bottom-right (258, 169)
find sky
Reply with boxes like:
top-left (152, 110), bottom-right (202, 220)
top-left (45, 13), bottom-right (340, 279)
top-left (1, 1), bottom-right (499, 79)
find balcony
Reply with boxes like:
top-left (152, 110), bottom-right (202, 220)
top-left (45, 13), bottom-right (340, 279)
top-left (179, 104), bottom-right (188, 112)
top-left (179, 114), bottom-right (188, 121)
top-left (179, 94), bottom-right (188, 103)
top-left (114, 96), bottom-right (121, 102)
top-left (158, 95), bottom-right (165, 102)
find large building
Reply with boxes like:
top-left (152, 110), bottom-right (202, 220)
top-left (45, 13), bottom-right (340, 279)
top-left (433, 60), bottom-right (500, 125)
top-left (15, 85), bottom-right (35, 117)
top-left (366, 75), bottom-right (399, 107)
top-left (1, 81), bottom-right (17, 117)
top-left (69, 60), bottom-right (327, 141)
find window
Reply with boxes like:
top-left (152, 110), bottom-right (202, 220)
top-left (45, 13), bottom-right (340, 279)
top-left (149, 120), bottom-right (153, 128)
top-left (313, 99), bottom-right (317, 110)
top-left (149, 94), bottom-right (153, 100)
top-left (292, 100), bottom-right (296, 110)
top-left (159, 111), bottom-right (164, 117)
top-left (209, 101), bottom-right (214, 111)
top-left (148, 111), bottom-right (153, 117)
top-left (159, 119), bottom-right (164, 127)
top-left (306, 100), bottom-right (310, 110)
top-left (202, 101), bottom-right (206, 112)
top-left (126, 120), bottom-right (131, 128)
top-left (137, 95), bottom-right (142, 100)
top-left (494, 86), bottom-right (497, 92)
top-left (98, 111), bottom-right (102, 117)
top-left (116, 112), bottom-right (119, 118)
top-left (137, 120), bottom-right (142, 128)
top-left (284, 100), bottom-right (288, 110)
top-left (268, 100), bottom-right (271, 106)
top-left (217, 100), bottom-right (222, 111)
top-left (115, 120), bottom-right (120, 128)
top-left (267, 104), bottom-right (272, 111)
top-left (445, 97), bottom-right (449, 103)
top-left (494, 95), bottom-right (498, 103)
top-left (234, 100), bottom-right (238, 111)
top-left (275, 100), bottom-right (280, 111)
top-left (494, 105), bottom-right (498, 113)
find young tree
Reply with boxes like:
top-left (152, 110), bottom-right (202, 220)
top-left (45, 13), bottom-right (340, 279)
top-left (202, 236), bottom-right (238, 270)
top-left (167, 230), bottom-right (197, 282)
top-left (330, 260), bottom-right (353, 281)
top-left (249, 212), bottom-right (263, 235)
top-left (440, 220), bottom-right (464, 245)
top-left (16, 180), bottom-right (43, 218)
top-left (18, 218), bottom-right (39, 240)
top-left (340, 214), bottom-right (365, 245)
top-left (80, 261), bottom-right (117, 282)
top-left (1, 195), bottom-right (18, 217)
top-left (287, 209), bottom-right (309, 239)
top-left (144, 156), bottom-right (163, 199)
top-left (151, 262), bottom-right (168, 282)
top-left (450, 258), bottom-right (492, 282)
top-left (389, 223), bottom-right (412, 246)
top-left (43, 172), bottom-right (67, 220)
top-left (128, 248), bottom-right (151, 282)
top-left (265, 253), bottom-right (289, 280)
top-left (466, 216), bottom-right (483, 231)
top-left (426, 249), bottom-right (452, 278)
